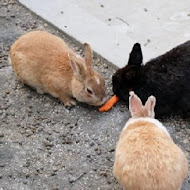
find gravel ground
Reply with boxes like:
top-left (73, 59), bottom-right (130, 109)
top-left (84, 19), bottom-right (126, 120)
top-left (0, 1), bottom-right (190, 190)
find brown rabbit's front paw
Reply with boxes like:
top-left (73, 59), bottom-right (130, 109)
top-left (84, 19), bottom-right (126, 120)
top-left (36, 88), bottom-right (44, 95)
top-left (60, 96), bottom-right (77, 107)
top-left (64, 99), bottom-right (77, 107)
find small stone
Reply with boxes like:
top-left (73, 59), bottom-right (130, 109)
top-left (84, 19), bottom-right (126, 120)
top-left (94, 147), bottom-right (102, 155)
top-left (0, 133), bottom-right (4, 137)
top-left (46, 136), bottom-right (53, 142)
top-left (52, 166), bottom-right (58, 172)
top-left (2, 93), bottom-right (6, 98)
top-left (27, 94), bottom-right (32, 98)
top-left (37, 127), bottom-right (43, 132)
top-left (62, 137), bottom-right (72, 144)
top-left (36, 168), bottom-right (43, 174)
top-left (10, 0), bottom-right (16, 4)
top-left (185, 147), bottom-right (190, 152)
top-left (51, 120), bottom-right (56, 125)
top-left (26, 129), bottom-right (33, 137)
top-left (0, 163), bottom-right (5, 167)
top-left (20, 129), bottom-right (25, 134)
top-left (183, 139), bottom-right (189, 144)
top-left (5, 46), bottom-right (10, 51)
top-left (30, 125), bottom-right (36, 130)
top-left (23, 168), bottom-right (29, 174)
top-left (100, 4), bottom-right (104, 8)
top-left (107, 178), bottom-right (112, 184)
top-left (108, 146), bottom-right (115, 152)
top-left (181, 125), bottom-right (186, 129)
top-left (100, 171), bottom-right (107, 177)
top-left (89, 142), bottom-right (95, 146)
top-left (52, 188), bottom-right (58, 190)
top-left (119, 105), bottom-right (125, 112)
top-left (144, 8), bottom-right (148, 12)
top-left (24, 161), bottom-right (30, 167)
top-left (31, 25), bottom-right (37, 29)
top-left (75, 47), bottom-right (80, 51)
top-left (44, 140), bottom-right (53, 148)
top-left (51, 171), bottom-right (56, 176)
top-left (175, 126), bottom-right (180, 132)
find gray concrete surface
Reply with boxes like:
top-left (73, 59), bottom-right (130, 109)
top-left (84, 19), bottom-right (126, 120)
top-left (0, 1), bottom-right (190, 190)
top-left (19, 0), bottom-right (190, 67)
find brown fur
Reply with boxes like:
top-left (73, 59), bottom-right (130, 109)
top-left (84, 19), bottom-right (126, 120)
top-left (113, 92), bottom-right (188, 190)
top-left (10, 31), bottom-right (105, 106)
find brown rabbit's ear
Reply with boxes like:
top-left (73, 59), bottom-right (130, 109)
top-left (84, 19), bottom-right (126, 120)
top-left (84, 43), bottom-right (92, 68)
top-left (129, 91), bottom-right (143, 117)
top-left (68, 53), bottom-right (86, 80)
top-left (144, 95), bottom-right (156, 118)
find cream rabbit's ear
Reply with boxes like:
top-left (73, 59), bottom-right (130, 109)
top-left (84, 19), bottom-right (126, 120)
top-left (144, 95), bottom-right (156, 118)
top-left (129, 91), bottom-right (143, 117)
top-left (84, 43), bottom-right (92, 68)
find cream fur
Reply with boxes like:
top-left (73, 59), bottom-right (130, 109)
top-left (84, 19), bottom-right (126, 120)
top-left (123, 117), bottom-right (170, 137)
top-left (113, 117), bottom-right (188, 190)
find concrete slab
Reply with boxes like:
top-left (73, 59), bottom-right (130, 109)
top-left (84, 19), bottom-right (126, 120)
top-left (19, 0), bottom-right (190, 68)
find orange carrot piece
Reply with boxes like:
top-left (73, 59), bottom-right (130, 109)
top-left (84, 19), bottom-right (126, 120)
top-left (99, 95), bottom-right (119, 112)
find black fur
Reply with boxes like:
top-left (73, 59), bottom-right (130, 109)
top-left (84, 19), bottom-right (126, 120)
top-left (112, 42), bottom-right (190, 118)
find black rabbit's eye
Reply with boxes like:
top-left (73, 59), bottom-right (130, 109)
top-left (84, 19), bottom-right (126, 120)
top-left (87, 88), bottom-right (93, 94)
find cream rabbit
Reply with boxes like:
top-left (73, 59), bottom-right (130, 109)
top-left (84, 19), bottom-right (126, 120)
top-left (10, 31), bottom-right (105, 106)
top-left (113, 91), bottom-right (188, 190)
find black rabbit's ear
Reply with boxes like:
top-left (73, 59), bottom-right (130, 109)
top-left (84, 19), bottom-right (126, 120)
top-left (128, 43), bottom-right (143, 66)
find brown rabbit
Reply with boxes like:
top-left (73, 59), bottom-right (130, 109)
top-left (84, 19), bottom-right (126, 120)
top-left (113, 91), bottom-right (188, 190)
top-left (10, 31), bottom-right (105, 106)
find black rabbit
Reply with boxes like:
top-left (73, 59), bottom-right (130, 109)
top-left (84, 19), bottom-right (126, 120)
top-left (112, 42), bottom-right (190, 118)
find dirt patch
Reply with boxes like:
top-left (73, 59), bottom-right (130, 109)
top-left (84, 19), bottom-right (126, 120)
top-left (0, 1), bottom-right (189, 189)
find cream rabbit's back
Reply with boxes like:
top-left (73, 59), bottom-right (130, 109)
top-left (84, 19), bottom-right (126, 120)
top-left (114, 119), bottom-right (188, 190)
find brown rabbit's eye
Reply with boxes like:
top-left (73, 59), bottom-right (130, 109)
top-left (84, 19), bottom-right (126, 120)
top-left (87, 88), bottom-right (93, 95)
